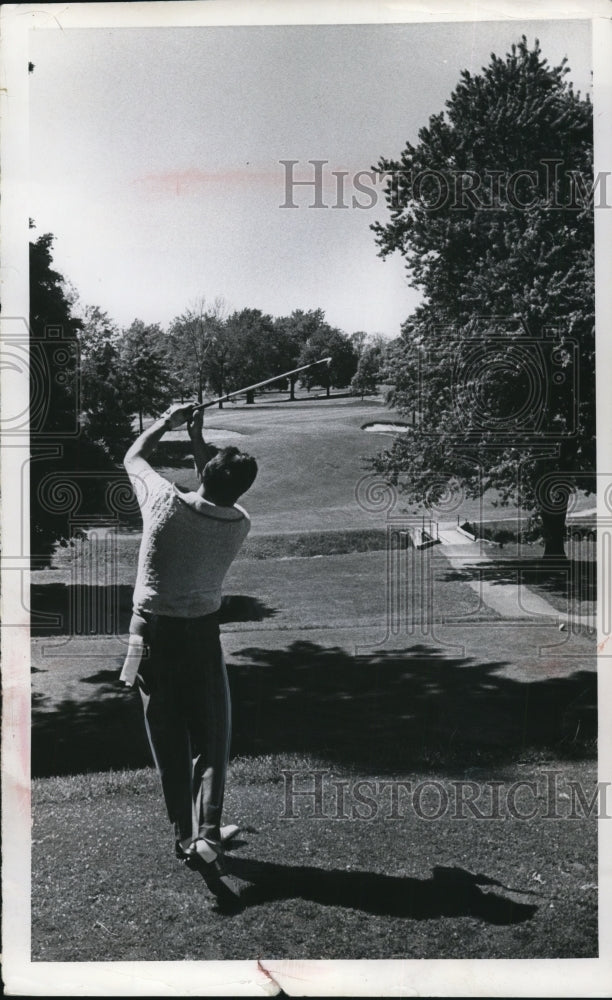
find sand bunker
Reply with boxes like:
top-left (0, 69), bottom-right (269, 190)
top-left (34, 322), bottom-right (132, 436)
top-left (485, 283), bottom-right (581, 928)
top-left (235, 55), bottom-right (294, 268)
top-left (362, 422), bottom-right (410, 434)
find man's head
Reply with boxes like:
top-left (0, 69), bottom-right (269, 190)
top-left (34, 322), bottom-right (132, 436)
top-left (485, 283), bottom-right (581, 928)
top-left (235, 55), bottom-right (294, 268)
top-left (201, 447), bottom-right (258, 506)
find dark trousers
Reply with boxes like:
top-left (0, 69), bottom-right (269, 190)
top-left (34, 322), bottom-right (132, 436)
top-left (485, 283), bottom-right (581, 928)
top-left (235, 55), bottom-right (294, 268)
top-left (135, 612), bottom-right (231, 845)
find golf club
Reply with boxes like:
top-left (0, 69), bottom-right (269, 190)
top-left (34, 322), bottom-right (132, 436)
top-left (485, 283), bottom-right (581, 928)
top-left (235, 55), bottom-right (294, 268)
top-left (192, 356), bottom-right (332, 411)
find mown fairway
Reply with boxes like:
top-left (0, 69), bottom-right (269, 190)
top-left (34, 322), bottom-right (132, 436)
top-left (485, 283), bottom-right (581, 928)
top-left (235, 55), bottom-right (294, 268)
top-left (164, 395), bottom-right (400, 533)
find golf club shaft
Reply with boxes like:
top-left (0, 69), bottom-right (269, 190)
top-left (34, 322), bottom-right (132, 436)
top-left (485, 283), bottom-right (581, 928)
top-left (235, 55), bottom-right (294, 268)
top-left (192, 357), bottom-right (332, 411)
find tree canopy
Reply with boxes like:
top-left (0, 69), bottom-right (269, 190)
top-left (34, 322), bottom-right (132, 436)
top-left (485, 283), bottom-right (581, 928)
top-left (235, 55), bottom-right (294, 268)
top-left (298, 325), bottom-right (358, 397)
top-left (29, 233), bottom-right (116, 561)
top-left (168, 297), bottom-right (228, 403)
top-left (371, 37), bottom-right (594, 555)
top-left (118, 320), bottom-right (176, 433)
top-left (351, 339), bottom-right (387, 398)
top-left (78, 306), bottom-right (134, 460)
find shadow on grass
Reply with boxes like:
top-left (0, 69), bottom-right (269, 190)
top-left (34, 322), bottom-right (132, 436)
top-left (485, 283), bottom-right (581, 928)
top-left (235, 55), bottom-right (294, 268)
top-left (201, 858), bottom-right (537, 924)
top-left (441, 558), bottom-right (596, 604)
top-left (228, 641), bottom-right (595, 769)
top-left (32, 639), bottom-right (596, 778)
top-left (32, 685), bottom-right (151, 777)
top-left (29, 585), bottom-right (276, 636)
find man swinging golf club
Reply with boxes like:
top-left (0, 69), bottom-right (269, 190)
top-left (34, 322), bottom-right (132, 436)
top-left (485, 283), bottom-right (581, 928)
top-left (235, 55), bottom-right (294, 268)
top-left (122, 401), bottom-right (257, 905)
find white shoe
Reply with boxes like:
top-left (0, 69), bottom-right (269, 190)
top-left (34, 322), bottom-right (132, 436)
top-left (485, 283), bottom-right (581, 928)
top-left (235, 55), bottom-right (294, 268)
top-left (189, 838), bottom-right (242, 904)
top-left (175, 824), bottom-right (241, 860)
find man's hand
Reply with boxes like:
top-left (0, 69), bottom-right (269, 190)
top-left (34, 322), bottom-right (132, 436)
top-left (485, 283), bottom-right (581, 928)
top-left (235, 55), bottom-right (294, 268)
top-left (162, 402), bottom-right (198, 431)
top-left (187, 406), bottom-right (204, 441)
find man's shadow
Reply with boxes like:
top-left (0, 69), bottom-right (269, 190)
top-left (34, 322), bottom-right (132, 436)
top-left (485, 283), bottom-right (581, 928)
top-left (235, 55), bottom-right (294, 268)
top-left (196, 856), bottom-right (538, 924)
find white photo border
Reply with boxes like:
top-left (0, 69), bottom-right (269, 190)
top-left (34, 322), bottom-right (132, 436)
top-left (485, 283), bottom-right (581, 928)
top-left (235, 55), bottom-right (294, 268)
top-left (2, 1), bottom-right (611, 995)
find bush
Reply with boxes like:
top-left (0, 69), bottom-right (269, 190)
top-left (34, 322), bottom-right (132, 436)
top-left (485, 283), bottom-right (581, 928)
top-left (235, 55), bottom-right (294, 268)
top-left (461, 519), bottom-right (541, 545)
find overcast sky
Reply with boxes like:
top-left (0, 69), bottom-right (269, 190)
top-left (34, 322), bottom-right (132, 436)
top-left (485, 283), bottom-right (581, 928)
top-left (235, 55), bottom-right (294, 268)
top-left (29, 19), bottom-right (592, 338)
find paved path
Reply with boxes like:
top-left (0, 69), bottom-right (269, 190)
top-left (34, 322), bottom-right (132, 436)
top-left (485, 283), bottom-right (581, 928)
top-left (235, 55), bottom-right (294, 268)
top-left (437, 526), bottom-right (477, 546)
top-left (436, 524), bottom-right (595, 629)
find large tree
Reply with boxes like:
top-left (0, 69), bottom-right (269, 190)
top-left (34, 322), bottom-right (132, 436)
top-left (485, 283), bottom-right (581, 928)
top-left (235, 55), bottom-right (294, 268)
top-left (273, 309), bottom-right (331, 399)
top-left (371, 37), bottom-right (594, 555)
top-left (298, 325), bottom-right (358, 398)
top-left (351, 338), bottom-right (387, 398)
top-left (29, 233), bottom-right (115, 561)
top-left (119, 320), bottom-right (176, 433)
top-left (78, 305), bottom-right (135, 460)
top-left (29, 233), bottom-right (82, 436)
top-left (169, 297), bottom-right (228, 404)
top-left (223, 308), bottom-right (278, 398)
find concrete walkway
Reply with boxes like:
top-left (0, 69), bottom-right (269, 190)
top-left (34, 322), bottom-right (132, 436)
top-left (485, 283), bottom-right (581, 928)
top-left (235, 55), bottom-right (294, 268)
top-left (437, 524), bottom-right (595, 629)
top-left (437, 526), bottom-right (477, 546)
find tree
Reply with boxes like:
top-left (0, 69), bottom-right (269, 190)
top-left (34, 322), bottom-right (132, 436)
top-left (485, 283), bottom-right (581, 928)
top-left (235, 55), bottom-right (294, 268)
top-left (77, 305), bottom-right (134, 460)
top-left (29, 233), bottom-right (82, 435)
top-left (351, 340), bottom-right (386, 398)
top-left (273, 309), bottom-right (330, 399)
top-left (371, 37), bottom-right (594, 556)
top-left (169, 297), bottom-right (228, 405)
top-left (119, 320), bottom-right (175, 433)
top-left (29, 233), bottom-right (115, 561)
top-left (297, 326), bottom-right (358, 398)
top-left (350, 330), bottom-right (369, 357)
top-left (223, 308), bottom-right (277, 399)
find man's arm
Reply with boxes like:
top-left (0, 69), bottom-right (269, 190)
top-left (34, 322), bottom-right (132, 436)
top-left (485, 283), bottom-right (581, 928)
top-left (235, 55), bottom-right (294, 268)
top-left (124, 403), bottom-right (196, 474)
top-left (188, 407), bottom-right (219, 479)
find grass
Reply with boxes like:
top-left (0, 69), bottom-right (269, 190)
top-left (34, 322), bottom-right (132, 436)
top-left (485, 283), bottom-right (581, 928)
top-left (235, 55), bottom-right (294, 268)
top-left (32, 755), bottom-right (322, 804)
top-left (31, 757), bottom-right (597, 961)
top-left (28, 396), bottom-right (598, 963)
top-left (462, 518), bottom-right (597, 546)
top-left (224, 549), bottom-right (498, 629)
top-left (242, 528), bottom-right (387, 558)
top-left (36, 531), bottom-right (594, 635)
top-left (45, 526), bottom-right (392, 572)
top-left (32, 609), bottom-right (596, 783)
top-left (165, 397), bottom-right (398, 532)
top-left (32, 766), bottom-right (159, 803)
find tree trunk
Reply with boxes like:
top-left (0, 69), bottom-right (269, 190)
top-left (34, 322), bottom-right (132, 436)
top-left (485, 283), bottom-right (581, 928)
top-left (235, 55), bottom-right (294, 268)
top-left (138, 408), bottom-right (143, 434)
top-left (540, 506), bottom-right (568, 558)
top-left (326, 384), bottom-right (330, 398)
top-left (246, 389), bottom-right (255, 405)
top-left (289, 376), bottom-right (296, 401)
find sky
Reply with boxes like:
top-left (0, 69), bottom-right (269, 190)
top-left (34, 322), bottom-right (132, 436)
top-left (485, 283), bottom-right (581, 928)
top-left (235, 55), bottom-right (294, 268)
top-left (29, 18), bottom-right (592, 339)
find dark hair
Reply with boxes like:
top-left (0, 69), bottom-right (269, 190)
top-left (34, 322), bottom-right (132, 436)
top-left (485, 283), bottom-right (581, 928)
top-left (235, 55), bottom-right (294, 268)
top-left (202, 447), bottom-right (258, 505)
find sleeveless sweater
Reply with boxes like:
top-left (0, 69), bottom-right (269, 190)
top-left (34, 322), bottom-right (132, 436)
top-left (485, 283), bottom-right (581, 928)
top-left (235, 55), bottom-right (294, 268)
top-left (129, 467), bottom-right (250, 617)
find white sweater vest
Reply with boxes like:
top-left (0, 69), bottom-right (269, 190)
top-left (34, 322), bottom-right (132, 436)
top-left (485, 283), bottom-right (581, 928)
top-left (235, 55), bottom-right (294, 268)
top-left (130, 467), bottom-right (250, 618)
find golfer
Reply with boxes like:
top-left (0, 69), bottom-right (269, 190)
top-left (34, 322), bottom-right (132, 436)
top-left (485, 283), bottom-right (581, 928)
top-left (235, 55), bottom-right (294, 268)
top-left (121, 402), bottom-right (257, 903)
